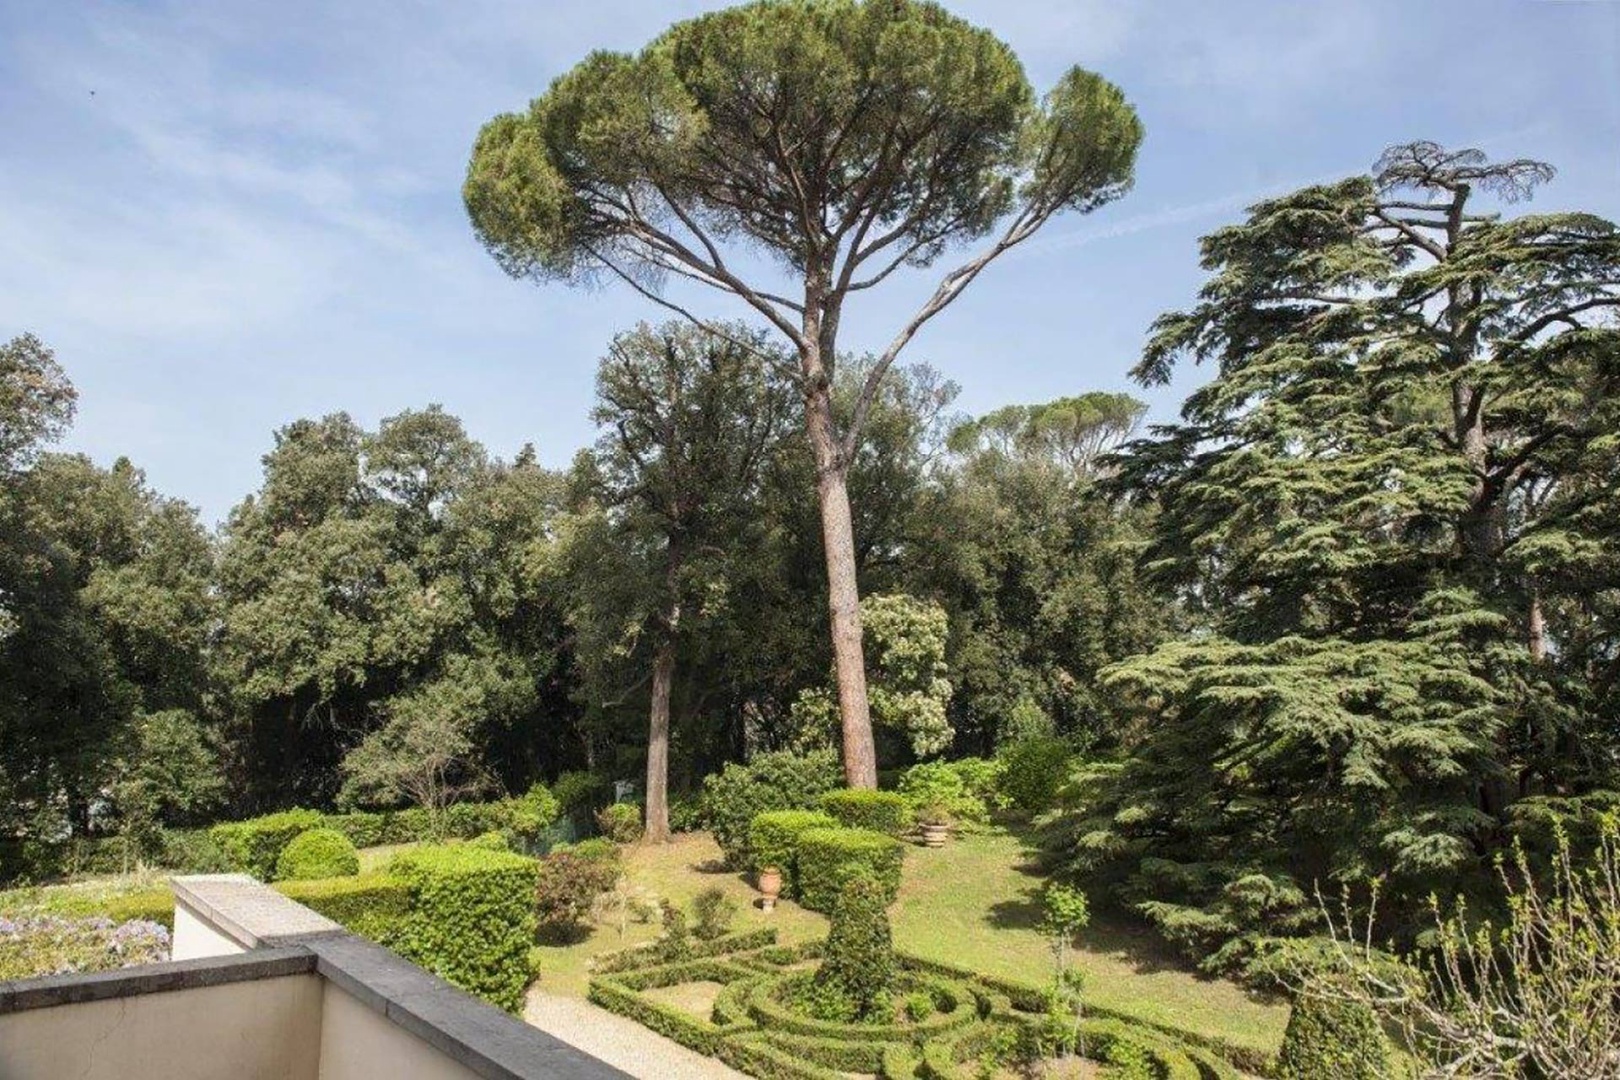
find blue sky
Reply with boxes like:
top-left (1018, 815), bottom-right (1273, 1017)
top-left (2, 0), bottom-right (1616, 526)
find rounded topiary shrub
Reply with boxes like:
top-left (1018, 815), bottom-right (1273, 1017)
top-left (995, 736), bottom-right (1072, 818)
top-left (818, 789), bottom-right (912, 835)
top-left (750, 809), bottom-right (839, 896)
top-left (795, 826), bottom-right (904, 913)
top-left (274, 827), bottom-right (360, 881)
top-left (595, 802), bottom-right (644, 843)
top-left (1276, 991), bottom-right (1394, 1080)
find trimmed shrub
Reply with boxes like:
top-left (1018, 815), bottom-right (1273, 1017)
top-left (388, 844), bottom-right (540, 1012)
top-left (535, 846), bottom-right (623, 936)
top-left (693, 886), bottom-right (738, 941)
top-left (210, 808), bottom-right (324, 879)
top-left (818, 790), bottom-right (911, 835)
top-left (1276, 992), bottom-right (1394, 1080)
top-left (795, 827), bottom-right (904, 913)
top-left (596, 802), bottom-right (644, 843)
top-left (469, 830), bottom-right (511, 851)
top-left (750, 810), bottom-right (839, 895)
top-left (702, 749), bottom-right (843, 868)
top-left (322, 811), bottom-right (387, 848)
top-left (276, 873), bottom-right (411, 943)
top-left (813, 877), bottom-right (896, 1020)
top-left (995, 737), bottom-right (1071, 818)
top-left (274, 828), bottom-right (359, 881)
top-left (896, 763), bottom-right (988, 826)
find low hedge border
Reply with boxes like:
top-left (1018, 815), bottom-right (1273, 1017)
top-left (746, 971), bottom-right (978, 1042)
top-left (880, 1043), bottom-right (921, 1080)
top-left (754, 1028), bottom-right (895, 1073)
top-left (594, 927), bottom-right (778, 974)
top-left (897, 952), bottom-right (1267, 1076)
top-left (274, 873), bottom-right (410, 944)
top-left (718, 1032), bottom-right (846, 1080)
top-left (589, 976), bottom-right (732, 1056)
top-left (608, 957), bottom-right (762, 993)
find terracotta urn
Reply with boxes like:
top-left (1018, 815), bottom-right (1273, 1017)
top-left (758, 867), bottom-right (783, 912)
top-left (919, 823), bottom-right (950, 849)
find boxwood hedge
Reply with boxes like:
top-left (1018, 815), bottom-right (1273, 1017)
top-left (794, 827), bottom-right (904, 912)
top-left (210, 808), bottom-right (324, 879)
top-left (387, 844), bottom-right (540, 1012)
top-left (749, 810), bottom-right (839, 895)
top-left (817, 790), bottom-right (912, 835)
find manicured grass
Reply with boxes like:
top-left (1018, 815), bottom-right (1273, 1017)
top-left (534, 829), bottom-right (1285, 1059)
top-left (529, 832), bottom-right (826, 996)
top-left (892, 829), bottom-right (1287, 1059)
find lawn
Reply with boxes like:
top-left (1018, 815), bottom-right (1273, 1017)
top-left (537, 829), bottom-right (1287, 1059)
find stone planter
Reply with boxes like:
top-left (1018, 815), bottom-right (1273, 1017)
top-left (758, 867), bottom-right (783, 912)
top-left (919, 823), bottom-right (950, 849)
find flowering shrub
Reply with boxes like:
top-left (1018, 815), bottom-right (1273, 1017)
top-left (0, 914), bottom-right (170, 980)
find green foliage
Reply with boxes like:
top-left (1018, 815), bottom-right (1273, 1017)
top-left (388, 844), bottom-right (540, 1012)
top-left (816, 880), bottom-right (907, 1023)
top-left (110, 709), bottom-right (226, 854)
top-left (274, 827), bottom-right (359, 881)
top-left (210, 808), bottom-right (324, 880)
top-left (819, 790), bottom-right (911, 836)
top-left (0, 914), bottom-right (169, 980)
top-left (275, 873), bottom-right (412, 944)
top-left (702, 749), bottom-right (843, 869)
top-left (692, 886), bottom-right (738, 941)
top-left (552, 771), bottom-right (612, 817)
top-left (534, 845), bottom-right (622, 936)
top-left (795, 827), bottom-right (904, 913)
top-left (469, 830), bottom-right (510, 851)
top-left (1276, 994), bottom-right (1393, 1080)
top-left (595, 802), bottom-right (644, 843)
top-left (897, 762), bottom-right (989, 826)
top-left (750, 810), bottom-right (840, 895)
top-left (994, 736), bottom-right (1071, 818)
top-left (861, 594), bottom-right (955, 758)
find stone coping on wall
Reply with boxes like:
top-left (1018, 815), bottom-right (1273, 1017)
top-left (0, 875), bottom-right (632, 1080)
top-left (0, 946), bottom-right (316, 1014)
top-left (171, 872), bottom-right (344, 947)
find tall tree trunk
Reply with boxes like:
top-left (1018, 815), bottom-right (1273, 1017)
top-left (804, 381), bottom-right (878, 788)
top-left (645, 630), bottom-right (675, 843)
top-left (1528, 582), bottom-right (1547, 663)
top-left (646, 550), bottom-right (681, 844)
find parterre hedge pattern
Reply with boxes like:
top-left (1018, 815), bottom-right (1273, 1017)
top-left (587, 932), bottom-right (1249, 1080)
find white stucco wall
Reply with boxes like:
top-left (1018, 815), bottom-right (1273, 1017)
top-left (172, 898), bottom-right (249, 960)
top-left (317, 983), bottom-right (484, 1080)
top-left (0, 973), bottom-right (323, 1080)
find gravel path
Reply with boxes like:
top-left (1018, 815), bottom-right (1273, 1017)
top-left (524, 987), bottom-right (750, 1080)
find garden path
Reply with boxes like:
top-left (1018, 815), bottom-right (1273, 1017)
top-left (524, 986), bottom-right (749, 1080)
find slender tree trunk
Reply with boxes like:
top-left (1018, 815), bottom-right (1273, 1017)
top-left (645, 547), bottom-right (681, 844)
top-left (1528, 583), bottom-right (1547, 663)
top-left (645, 631), bottom-right (675, 843)
top-left (804, 380), bottom-right (877, 788)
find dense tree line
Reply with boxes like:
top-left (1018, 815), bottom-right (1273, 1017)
top-left (3, 140), bottom-right (1615, 971)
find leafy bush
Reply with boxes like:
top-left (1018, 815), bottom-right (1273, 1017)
top-left (276, 873), bottom-right (412, 943)
top-left (946, 757), bottom-right (1005, 813)
top-left (896, 763), bottom-right (989, 826)
top-left (795, 827), bottom-right (904, 913)
top-left (469, 830), bottom-right (511, 851)
top-left (818, 790), bottom-right (911, 835)
top-left (1276, 993), bottom-right (1393, 1080)
top-left (567, 836), bottom-right (622, 863)
top-left (535, 846), bottom-right (623, 937)
top-left (505, 782), bottom-right (561, 850)
top-left (702, 749), bottom-right (843, 868)
top-left (274, 828), bottom-right (359, 881)
top-left (210, 808), bottom-right (324, 879)
top-left (553, 771), bottom-right (612, 817)
top-left (0, 915), bottom-right (170, 980)
top-left (995, 736), bottom-right (1071, 817)
top-left (322, 811), bottom-right (387, 848)
top-left (596, 802), bottom-right (644, 843)
top-left (669, 793), bottom-right (706, 833)
top-left (156, 828), bottom-right (232, 873)
top-left (750, 810), bottom-right (840, 895)
top-left (813, 878), bottom-right (896, 1020)
top-left (692, 886), bottom-right (738, 941)
top-left (388, 844), bottom-right (540, 1012)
